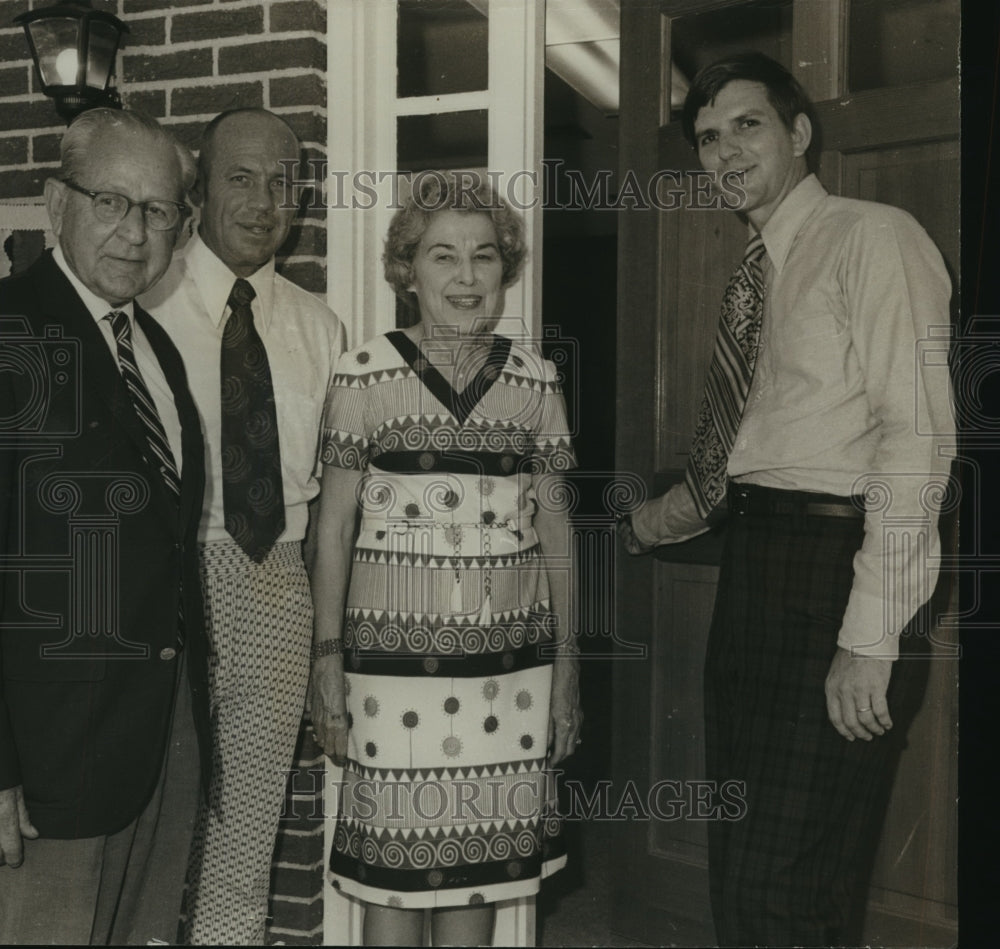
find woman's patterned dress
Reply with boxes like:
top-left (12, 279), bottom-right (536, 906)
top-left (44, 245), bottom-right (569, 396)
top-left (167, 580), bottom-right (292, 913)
top-left (321, 331), bottom-right (576, 908)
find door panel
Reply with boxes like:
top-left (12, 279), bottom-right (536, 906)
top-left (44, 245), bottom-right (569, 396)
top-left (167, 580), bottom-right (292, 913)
top-left (648, 563), bottom-right (718, 858)
top-left (657, 129), bottom-right (744, 469)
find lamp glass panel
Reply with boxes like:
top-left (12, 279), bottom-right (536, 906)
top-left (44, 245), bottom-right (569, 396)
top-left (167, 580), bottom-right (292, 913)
top-left (85, 20), bottom-right (119, 90)
top-left (28, 17), bottom-right (83, 88)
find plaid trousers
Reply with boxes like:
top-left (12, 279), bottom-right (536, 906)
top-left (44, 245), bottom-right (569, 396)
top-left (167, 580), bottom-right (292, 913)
top-left (704, 501), bottom-right (926, 947)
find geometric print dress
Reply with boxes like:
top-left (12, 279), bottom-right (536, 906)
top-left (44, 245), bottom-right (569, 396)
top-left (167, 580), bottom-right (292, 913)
top-left (320, 330), bottom-right (576, 908)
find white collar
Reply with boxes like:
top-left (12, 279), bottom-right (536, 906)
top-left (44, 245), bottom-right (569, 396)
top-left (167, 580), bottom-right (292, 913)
top-left (756, 174), bottom-right (828, 275)
top-left (183, 233), bottom-right (277, 332)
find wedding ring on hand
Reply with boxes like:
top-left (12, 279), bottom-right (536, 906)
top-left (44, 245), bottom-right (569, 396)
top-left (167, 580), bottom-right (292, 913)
top-left (856, 706), bottom-right (872, 713)
top-left (575, 738), bottom-right (582, 745)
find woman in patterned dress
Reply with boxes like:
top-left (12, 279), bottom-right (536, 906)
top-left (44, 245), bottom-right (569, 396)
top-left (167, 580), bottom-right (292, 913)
top-left (308, 172), bottom-right (582, 946)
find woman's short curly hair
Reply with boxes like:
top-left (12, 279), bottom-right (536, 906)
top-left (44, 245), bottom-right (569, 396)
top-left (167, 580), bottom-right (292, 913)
top-left (383, 171), bottom-right (527, 307)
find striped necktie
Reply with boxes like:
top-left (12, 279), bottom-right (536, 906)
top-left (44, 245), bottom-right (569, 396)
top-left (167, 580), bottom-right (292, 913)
top-left (684, 233), bottom-right (768, 519)
top-left (107, 310), bottom-right (181, 501)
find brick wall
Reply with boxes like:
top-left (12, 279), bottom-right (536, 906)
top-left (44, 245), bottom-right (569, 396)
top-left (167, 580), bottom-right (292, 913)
top-left (269, 729), bottom-right (328, 946)
top-left (0, 0), bottom-right (328, 295)
top-left (0, 2), bottom-right (329, 942)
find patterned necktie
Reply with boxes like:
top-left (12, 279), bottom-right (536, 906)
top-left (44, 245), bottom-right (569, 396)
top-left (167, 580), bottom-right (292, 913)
top-left (220, 278), bottom-right (285, 563)
top-left (684, 233), bottom-right (768, 519)
top-left (107, 310), bottom-right (180, 501)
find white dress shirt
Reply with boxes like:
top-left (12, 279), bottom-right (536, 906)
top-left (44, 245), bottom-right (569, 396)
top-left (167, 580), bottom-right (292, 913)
top-left (633, 174), bottom-right (955, 658)
top-left (141, 234), bottom-right (346, 544)
top-left (53, 245), bottom-right (184, 474)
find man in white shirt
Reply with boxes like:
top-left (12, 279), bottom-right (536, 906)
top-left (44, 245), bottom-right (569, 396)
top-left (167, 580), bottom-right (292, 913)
top-left (619, 53), bottom-right (954, 946)
top-left (143, 108), bottom-right (345, 945)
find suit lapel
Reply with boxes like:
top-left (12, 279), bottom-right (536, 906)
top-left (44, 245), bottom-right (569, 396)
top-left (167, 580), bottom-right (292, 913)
top-left (34, 255), bottom-right (181, 529)
top-left (136, 305), bottom-right (203, 534)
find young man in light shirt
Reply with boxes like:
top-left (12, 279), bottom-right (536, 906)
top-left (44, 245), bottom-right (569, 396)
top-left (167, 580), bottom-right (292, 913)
top-left (619, 53), bottom-right (954, 946)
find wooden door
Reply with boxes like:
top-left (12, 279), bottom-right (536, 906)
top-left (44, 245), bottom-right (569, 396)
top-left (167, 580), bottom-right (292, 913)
top-left (612, 1), bottom-right (958, 945)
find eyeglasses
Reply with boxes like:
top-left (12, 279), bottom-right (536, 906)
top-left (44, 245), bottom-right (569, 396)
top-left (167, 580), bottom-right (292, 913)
top-left (61, 179), bottom-right (190, 231)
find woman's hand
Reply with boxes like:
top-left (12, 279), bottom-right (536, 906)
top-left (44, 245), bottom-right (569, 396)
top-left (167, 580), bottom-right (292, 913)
top-left (532, 473), bottom-right (583, 767)
top-left (548, 657), bottom-right (583, 766)
top-left (308, 655), bottom-right (349, 765)
top-left (308, 464), bottom-right (364, 765)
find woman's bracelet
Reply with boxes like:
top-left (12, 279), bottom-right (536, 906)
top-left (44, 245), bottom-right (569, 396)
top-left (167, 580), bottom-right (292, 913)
top-left (311, 639), bottom-right (344, 661)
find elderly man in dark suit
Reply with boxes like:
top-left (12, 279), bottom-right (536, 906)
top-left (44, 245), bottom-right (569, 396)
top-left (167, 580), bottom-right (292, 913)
top-left (0, 109), bottom-right (210, 945)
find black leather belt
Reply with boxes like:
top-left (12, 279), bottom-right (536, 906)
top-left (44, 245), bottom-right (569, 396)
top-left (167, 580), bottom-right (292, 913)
top-left (728, 483), bottom-right (865, 519)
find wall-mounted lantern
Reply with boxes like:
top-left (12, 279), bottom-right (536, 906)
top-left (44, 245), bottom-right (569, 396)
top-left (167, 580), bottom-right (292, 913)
top-left (14, 1), bottom-right (129, 124)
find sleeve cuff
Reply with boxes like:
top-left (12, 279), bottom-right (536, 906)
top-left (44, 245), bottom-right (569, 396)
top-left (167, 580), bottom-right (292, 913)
top-left (632, 482), bottom-right (710, 547)
top-left (837, 588), bottom-right (900, 660)
top-left (631, 504), bottom-right (661, 547)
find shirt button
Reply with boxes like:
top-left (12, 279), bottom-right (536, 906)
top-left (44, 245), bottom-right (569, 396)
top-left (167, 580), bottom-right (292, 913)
top-left (159, 647), bottom-right (177, 661)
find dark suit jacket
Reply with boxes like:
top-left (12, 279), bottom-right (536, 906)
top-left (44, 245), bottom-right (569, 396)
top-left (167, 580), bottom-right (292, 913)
top-left (0, 251), bottom-right (211, 839)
